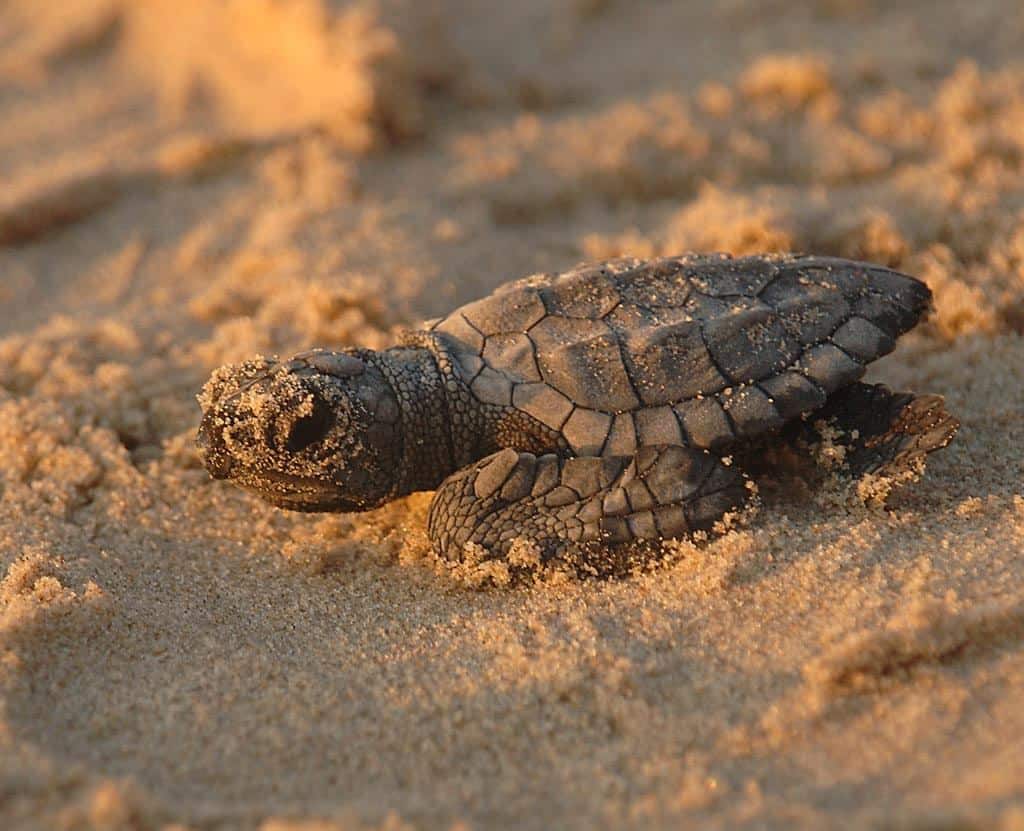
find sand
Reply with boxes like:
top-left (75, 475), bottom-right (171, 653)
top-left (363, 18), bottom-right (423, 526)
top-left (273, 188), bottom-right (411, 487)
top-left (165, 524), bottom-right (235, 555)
top-left (1, 0), bottom-right (1023, 828)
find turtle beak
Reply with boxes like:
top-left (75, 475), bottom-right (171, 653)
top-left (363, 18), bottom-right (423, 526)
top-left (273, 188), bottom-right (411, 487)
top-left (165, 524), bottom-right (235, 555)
top-left (196, 411), bottom-right (234, 480)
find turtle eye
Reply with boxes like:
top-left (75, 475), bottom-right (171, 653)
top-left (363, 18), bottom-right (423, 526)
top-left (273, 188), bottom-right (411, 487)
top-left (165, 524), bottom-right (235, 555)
top-left (285, 399), bottom-right (335, 453)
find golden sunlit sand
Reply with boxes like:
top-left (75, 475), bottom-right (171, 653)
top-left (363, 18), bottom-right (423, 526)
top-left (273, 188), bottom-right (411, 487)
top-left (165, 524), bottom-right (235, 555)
top-left (1, 1), bottom-right (1023, 828)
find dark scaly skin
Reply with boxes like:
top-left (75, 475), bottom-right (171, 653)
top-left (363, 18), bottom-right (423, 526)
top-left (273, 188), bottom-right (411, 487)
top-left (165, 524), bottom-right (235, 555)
top-left (427, 446), bottom-right (749, 566)
top-left (196, 254), bottom-right (959, 570)
top-left (196, 337), bottom-right (566, 512)
top-left (788, 382), bottom-right (960, 478)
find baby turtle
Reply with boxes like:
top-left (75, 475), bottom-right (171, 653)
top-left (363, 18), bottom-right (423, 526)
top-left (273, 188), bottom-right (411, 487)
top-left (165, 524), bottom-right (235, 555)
top-left (197, 254), bottom-right (958, 571)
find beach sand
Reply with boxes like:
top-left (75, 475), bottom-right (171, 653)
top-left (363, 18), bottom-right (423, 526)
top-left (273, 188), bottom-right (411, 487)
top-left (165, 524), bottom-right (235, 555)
top-left (1, 1), bottom-right (1023, 828)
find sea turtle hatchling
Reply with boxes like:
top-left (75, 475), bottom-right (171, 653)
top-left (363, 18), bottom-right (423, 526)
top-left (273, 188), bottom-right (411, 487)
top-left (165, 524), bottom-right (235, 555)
top-left (196, 254), bottom-right (958, 572)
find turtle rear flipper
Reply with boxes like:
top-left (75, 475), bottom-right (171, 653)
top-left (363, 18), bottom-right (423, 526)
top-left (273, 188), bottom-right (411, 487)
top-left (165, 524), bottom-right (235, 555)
top-left (810, 382), bottom-right (959, 478)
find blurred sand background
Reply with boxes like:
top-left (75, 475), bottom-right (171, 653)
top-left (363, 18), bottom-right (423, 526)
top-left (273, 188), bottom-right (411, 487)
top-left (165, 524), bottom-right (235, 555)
top-left (2, 0), bottom-right (1024, 828)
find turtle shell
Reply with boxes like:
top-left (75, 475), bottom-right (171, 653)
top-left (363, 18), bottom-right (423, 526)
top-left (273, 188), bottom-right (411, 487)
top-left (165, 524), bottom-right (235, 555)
top-left (428, 254), bottom-right (931, 455)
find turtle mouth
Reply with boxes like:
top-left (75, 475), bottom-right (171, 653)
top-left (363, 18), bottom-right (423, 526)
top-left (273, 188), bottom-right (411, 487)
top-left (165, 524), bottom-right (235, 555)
top-left (235, 468), bottom-right (363, 513)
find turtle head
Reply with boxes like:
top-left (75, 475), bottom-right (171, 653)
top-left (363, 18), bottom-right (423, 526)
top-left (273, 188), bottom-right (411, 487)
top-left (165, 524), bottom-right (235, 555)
top-left (196, 349), bottom-right (403, 512)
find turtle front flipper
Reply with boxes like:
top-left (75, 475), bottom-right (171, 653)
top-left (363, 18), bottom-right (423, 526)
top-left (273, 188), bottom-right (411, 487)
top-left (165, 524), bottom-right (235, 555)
top-left (799, 382), bottom-right (959, 478)
top-left (427, 446), bottom-right (751, 574)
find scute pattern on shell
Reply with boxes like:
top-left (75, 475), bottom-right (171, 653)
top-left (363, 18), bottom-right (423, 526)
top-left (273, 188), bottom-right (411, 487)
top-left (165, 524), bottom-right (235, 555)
top-left (430, 254), bottom-right (930, 455)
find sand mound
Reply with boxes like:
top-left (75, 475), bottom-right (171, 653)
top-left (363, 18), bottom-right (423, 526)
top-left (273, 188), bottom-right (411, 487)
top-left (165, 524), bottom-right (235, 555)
top-left (119, 0), bottom-right (436, 150)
